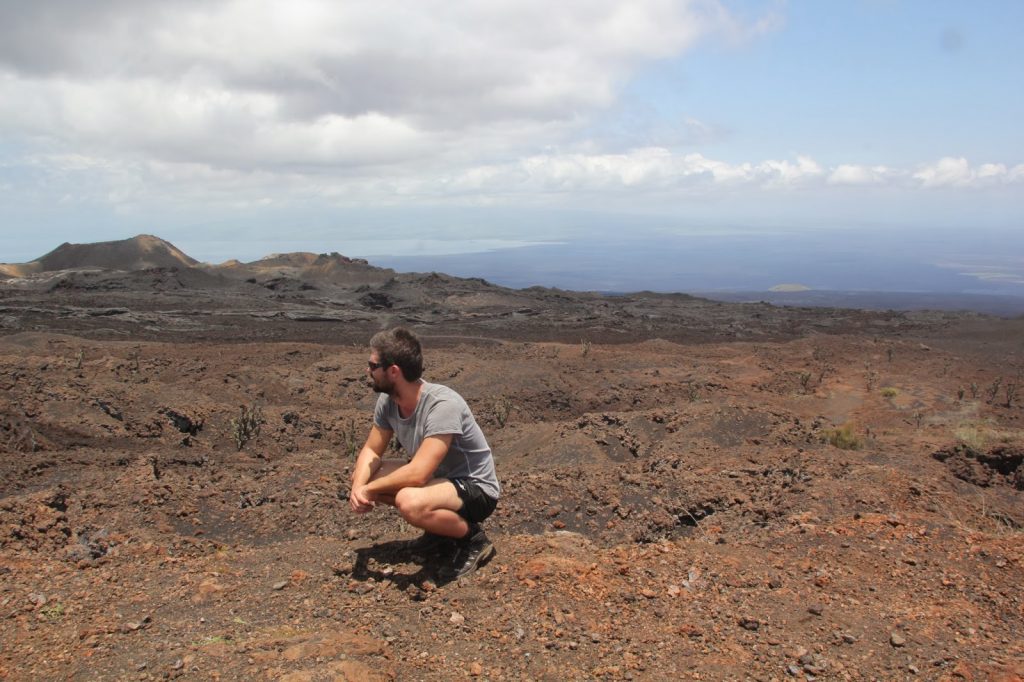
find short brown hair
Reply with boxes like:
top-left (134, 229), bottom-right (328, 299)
top-left (370, 327), bottom-right (423, 382)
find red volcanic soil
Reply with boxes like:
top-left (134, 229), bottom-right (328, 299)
top-left (0, 242), bottom-right (1022, 680)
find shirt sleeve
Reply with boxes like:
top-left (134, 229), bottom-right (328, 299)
top-left (422, 396), bottom-right (463, 439)
top-left (373, 394), bottom-right (392, 430)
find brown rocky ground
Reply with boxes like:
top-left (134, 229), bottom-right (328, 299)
top-left (1, 253), bottom-right (1023, 681)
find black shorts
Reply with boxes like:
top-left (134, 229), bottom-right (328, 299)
top-left (451, 478), bottom-right (498, 524)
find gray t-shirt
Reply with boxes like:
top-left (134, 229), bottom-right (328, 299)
top-left (374, 382), bottom-right (500, 499)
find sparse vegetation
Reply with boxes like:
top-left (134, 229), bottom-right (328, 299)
top-left (935, 488), bottom-right (1022, 536)
top-left (3, 420), bottom-right (39, 453)
top-left (880, 386), bottom-right (898, 398)
top-left (685, 381), bottom-right (701, 402)
top-left (954, 424), bottom-right (988, 451)
top-left (580, 338), bottom-right (592, 357)
top-left (230, 404), bottom-right (263, 450)
top-left (41, 603), bottom-right (65, 621)
top-left (342, 417), bottom-right (359, 457)
top-left (864, 362), bottom-right (877, 392)
top-left (955, 422), bottom-right (1020, 451)
top-left (823, 423), bottom-right (861, 450)
top-left (986, 377), bottom-right (1003, 404)
top-left (494, 396), bottom-right (513, 428)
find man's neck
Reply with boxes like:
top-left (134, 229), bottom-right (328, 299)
top-left (393, 379), bottom-right (423, 418)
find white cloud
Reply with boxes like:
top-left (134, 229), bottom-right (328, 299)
top-left (401, 150), bottom-right (829, 201)
top-left (914, 157), bottom-right (972, 187)
top-left (912, 157), bottom-right (1024, 188)
top-left (19, 146), bottom-right (1023, 217)
top-left (827, 164), bottom-right (895, 186)
top-left (756, 155), bottom-right (823, 186)
top-left (0, 0), bottom-right (751, 173)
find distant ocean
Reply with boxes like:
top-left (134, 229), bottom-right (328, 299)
top-left (371, 229), bottom-right (1024, 316)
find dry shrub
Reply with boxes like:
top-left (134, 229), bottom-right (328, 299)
top-left (823, 423), bottom-right (861, 450)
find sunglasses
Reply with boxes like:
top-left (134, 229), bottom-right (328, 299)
top-left (368, 360), bottom-right (391, 371)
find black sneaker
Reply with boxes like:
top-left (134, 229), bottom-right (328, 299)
top-left (402, 532), bottom-right (454, 557)
top-left (440, 527), bottom-right (495, 580)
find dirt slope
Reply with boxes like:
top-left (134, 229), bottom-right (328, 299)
top-left (1, 322), bottom-right (1021, 680)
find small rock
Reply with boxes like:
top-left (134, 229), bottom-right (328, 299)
top-left (786, 664), bottom-right (802, 676)
top-left (842, 633), bottom-right (857, 644)
top-left (469, 661), bottom-right (483, 676)
top-left (738, 617), bottom-right (760, 631)
top-left (272, 580), bottom-right (289, 591)
top-left (890, 631), bottom-right (906, 647)
top-left (347, 581), bottom-right (373, 594)
top-left (808, 605), bottom-right (824, 616)
top-left (450, 611), bottom-right (465, 626)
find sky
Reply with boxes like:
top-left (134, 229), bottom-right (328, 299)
top-left (0, 0), bottom-right (1022, 291)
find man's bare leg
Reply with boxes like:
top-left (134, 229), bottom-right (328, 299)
top-left (394, 479), bottom-right (468, 538)
top-left (366, 463), bottom-right (467, 538)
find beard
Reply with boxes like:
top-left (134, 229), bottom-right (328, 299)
top-left (370, 373), bottom-right (395, 395)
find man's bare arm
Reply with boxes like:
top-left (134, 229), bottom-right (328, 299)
top-left (349, 425), bottom-right (393, 513)
top-left (363, 434), bottom-right (453, 497)
top-left (351, 425), bottom-right (392, 484)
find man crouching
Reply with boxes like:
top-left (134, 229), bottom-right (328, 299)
top-left (349, 327), bottom-right (500, 580)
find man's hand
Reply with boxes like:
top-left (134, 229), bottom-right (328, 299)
top-left (349, 484), bottom-right (375, 513)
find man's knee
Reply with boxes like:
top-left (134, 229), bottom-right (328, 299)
top-left (394, 487), bottom-right (425, 520)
